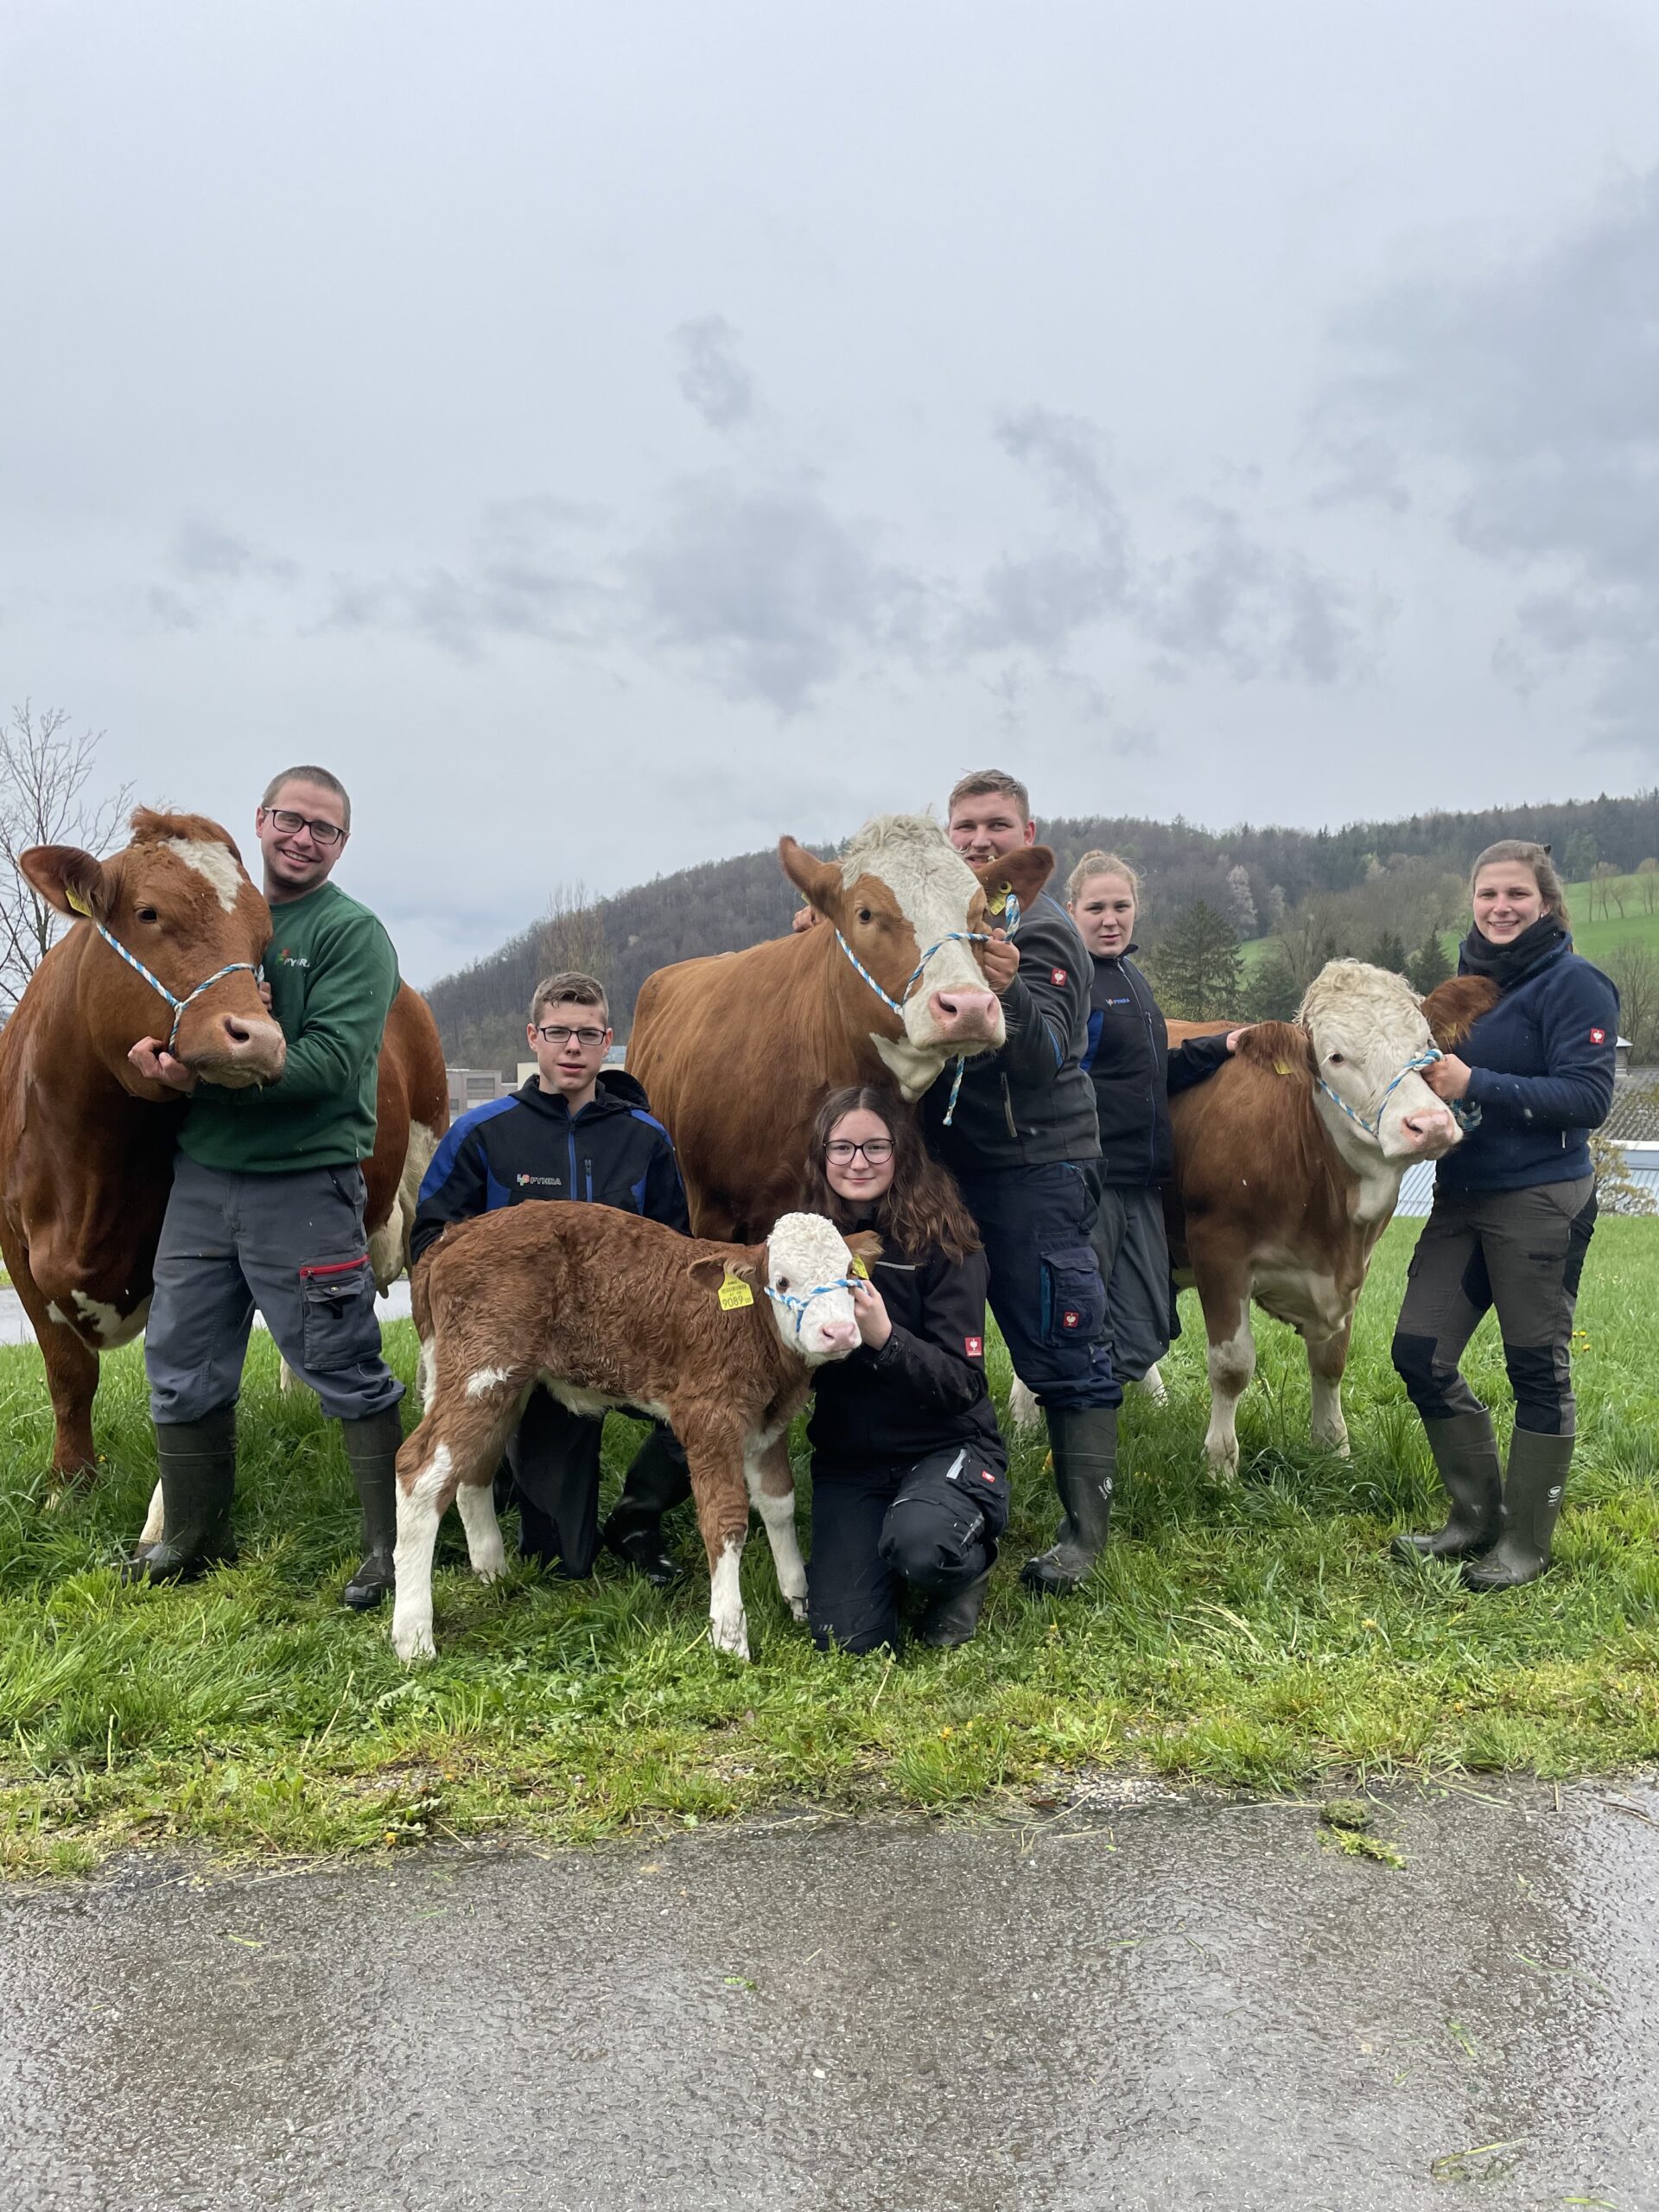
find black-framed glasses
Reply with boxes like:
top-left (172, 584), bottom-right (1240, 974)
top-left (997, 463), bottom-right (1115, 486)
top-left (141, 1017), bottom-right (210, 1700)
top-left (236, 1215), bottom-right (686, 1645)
top-left (535, 1023), bottom-right (608, 1048)
top-left (825, 1138), bottom-right (894, 1165)
top-left (262, 807), bottom-right (346, 847)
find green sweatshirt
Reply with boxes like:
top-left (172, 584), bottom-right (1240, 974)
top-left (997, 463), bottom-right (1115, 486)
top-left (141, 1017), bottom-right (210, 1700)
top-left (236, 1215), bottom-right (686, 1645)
top-left (181, 880), bottom-right (400, 1176)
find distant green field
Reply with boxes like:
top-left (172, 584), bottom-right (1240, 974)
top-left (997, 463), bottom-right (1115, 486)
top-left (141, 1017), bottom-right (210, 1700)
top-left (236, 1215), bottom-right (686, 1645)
top-left (1236, 879), bottom-right (1659, 985)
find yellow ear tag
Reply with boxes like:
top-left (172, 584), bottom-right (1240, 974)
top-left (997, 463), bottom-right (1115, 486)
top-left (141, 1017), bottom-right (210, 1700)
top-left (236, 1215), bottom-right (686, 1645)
top-left (1273, 1059), bottom-right (1294, 1077)
top-left (985, 888), bottom-right (1008, 917)
top-left (718, 1273), bottom-right (754, 1311)
top-left (66, 887), bottom-right (92, 918)
top-left (849, 1254), bottom-right (869, 1280)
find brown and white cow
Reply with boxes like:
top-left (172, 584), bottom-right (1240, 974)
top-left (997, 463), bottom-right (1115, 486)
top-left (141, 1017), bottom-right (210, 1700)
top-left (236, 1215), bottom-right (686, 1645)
top-left (0, 809), bottom-right (447, 1486)
top-left (1165, 961), bottom-right (1476, 1475)
top-left (628, 813), bottom-right (1055, 1237)
top-left (392, 1204), bottom-right (876, 1662)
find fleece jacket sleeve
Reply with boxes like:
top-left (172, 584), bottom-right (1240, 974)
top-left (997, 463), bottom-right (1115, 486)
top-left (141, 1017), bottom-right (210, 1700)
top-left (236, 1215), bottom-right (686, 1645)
top-left (238, 912), bottom-right (399, 1111)
top-left (867, 1250), bottom-right (991, 1415)
top-left (1465, 967), bottom-right (1619, 1132)
top-left (995, 912), bottom-right (1087, 1090)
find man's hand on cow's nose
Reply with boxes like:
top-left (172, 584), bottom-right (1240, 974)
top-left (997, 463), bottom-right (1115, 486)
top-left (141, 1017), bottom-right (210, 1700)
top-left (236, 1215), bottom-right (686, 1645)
top-left (980, 931), bottom-right (1020, 995)
top-left (128, 1038), bottom-right (200, 1093)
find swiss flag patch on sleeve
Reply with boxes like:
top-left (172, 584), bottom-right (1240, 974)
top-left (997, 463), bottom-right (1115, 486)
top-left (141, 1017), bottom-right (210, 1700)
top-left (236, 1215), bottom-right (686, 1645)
top-left (1590, 1027), bottom-right (1606, 1045)
top-left (1050, 967), bottom-right (1069, 987)
top-left (964, 1335), bottom-right (983, 1358)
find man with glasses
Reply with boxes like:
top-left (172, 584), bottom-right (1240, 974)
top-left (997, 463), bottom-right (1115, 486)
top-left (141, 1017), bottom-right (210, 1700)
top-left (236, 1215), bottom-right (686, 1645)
top-left (411, 970), bottom-right (691, 1580)
top-left (128, 765), bottom-right (408, 1608)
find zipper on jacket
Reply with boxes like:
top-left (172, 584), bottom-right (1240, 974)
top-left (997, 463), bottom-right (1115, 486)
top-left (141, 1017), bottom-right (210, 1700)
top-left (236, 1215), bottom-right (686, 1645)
top-left (583, 1155), bottom-right (594, 1200)
top-left (568, 1128), bottom-right (578, 1198)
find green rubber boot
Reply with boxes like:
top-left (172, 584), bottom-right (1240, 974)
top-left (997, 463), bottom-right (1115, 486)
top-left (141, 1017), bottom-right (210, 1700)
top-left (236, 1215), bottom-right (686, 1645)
top-left (1020, 1405), bottom-right (1117, 1598)
top-left (340, 1407), bottom-right (404, 1609)
top-left (124, 1409), bottom-right (238, 1583)
top-left (1462, 1430), bottom-right (1573, 1592)
top-left (1392, 1411), bottom-right (1503, 1562)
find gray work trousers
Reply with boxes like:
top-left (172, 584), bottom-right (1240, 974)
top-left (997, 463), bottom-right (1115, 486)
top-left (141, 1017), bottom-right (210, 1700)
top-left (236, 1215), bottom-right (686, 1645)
top-left (144, 1154), bottom-right (405, 1425)
top-left (1390, 1176), bottom-right (1596, 1438)
top-left (1092, 1184), bottom-right (1172, 1386)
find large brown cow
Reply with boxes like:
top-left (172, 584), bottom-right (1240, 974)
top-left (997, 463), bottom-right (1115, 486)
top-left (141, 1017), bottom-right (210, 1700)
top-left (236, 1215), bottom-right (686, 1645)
top-left (1163, 962), bottom-right (1482, 1474)
top-left (628, 814), bottom-right (1055, 1237)
top-left (0, 809), bottom-right (447, 1487)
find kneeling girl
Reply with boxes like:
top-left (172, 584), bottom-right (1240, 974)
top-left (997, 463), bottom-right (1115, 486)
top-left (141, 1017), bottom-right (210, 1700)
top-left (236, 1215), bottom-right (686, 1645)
top-left (803, 1085), bottom-right (1008, 1654)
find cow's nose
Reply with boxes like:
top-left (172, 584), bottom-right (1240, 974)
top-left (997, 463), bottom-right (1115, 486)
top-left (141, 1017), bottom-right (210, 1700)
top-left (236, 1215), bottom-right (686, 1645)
top-left (927, 987), bottom-right (1000, 1039)
top-left (214, 1010), bottom-right (287, 1077)
top-left (1402, 1107), bottom-right (1459, 1153)
top-left (818, 1319), bottom-right (859, 1354)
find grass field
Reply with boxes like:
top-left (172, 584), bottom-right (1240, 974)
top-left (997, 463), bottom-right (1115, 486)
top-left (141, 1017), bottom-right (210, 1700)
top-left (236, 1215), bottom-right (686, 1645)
top-left (3, 1217), bottom-right (1659, 1878)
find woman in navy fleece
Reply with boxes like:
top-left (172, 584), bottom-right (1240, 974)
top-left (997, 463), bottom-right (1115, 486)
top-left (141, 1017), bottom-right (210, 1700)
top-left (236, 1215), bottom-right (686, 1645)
top-left (1391, 841), bottom-right (1618, 1589)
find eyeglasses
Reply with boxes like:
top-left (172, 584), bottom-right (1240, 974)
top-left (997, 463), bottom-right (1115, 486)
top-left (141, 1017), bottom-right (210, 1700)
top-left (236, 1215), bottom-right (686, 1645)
top-left (825, 1138), bottom-right (894, 1165)
top-left (262, 807), bottom-right (346, 847)
top-left (535, 1024), bottom-right (608, 1048)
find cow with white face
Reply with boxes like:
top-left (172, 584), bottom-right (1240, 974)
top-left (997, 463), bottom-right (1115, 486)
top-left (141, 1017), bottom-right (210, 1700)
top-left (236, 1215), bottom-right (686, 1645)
top-left (392, 1205), bottom-right (874, 1663)
top-left (627, 813), bottom-right (1056, 1240)
top-left (1166, 962), bottom-right (1468, 1477)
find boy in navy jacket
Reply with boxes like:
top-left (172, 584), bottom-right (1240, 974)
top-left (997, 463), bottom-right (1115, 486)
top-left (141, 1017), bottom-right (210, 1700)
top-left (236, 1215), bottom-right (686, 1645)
top-left (413, 970), bottom-right (690, 1577)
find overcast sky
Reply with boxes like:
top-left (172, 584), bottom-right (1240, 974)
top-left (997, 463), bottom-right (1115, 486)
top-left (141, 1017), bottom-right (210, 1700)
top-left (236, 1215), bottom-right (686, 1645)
top-left (4, 0), bottom-right (1657, 984)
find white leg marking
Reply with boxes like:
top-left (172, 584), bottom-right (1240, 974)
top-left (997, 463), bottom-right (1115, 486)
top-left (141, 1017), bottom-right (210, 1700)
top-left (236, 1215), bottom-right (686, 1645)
top-left (1136, 1363), bottom-right (1168, 1407)
top-left (416, 1336), bottom-right (435, 1410)
top-left (1307, 1344), bottom-right (1351, 1458)
top-left (1008, 1377), bottom-right (1044, 1433)
top-left (465, 1365), bottom-right (513, 1400)
top-left (391, 1445), bottom-right (451, 1663)
top-left (138, 1478), bottom-right (165, 1548)
top-left (1204, 1313), bottom-right (1255, 1478)
top-left (708, 1537), bottom-right (750, 1660)
top-left (752, 1480), bottom-right (807, 1622)
top-left (455, 1477), bottom-right (507, 1582)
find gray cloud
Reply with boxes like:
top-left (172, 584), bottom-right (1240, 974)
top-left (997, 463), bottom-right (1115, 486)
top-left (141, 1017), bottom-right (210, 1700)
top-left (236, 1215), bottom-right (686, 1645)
top-left (630, 472), bottom-right (924, 713)
top-left (1323, 169), bottom-right (1659, 744)
top-left (671, 315), bottom-right (756, 430)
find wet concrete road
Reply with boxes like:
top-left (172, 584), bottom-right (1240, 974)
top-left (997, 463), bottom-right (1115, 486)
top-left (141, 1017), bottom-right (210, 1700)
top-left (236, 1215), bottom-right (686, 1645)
top-left (3, 1782), bottom-right (1657, 2211)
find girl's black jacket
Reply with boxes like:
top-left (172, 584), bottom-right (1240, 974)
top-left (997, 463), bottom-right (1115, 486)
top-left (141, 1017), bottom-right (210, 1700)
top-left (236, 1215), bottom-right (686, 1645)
top-left (808, 1236), bottom-right (1005, 1475)
top-left (1082, 948), bottom-right (1236, 1188)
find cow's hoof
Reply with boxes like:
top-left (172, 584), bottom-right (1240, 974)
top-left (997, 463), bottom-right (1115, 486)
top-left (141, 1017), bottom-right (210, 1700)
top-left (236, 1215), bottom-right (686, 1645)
top-left (1008, 1379), bottom-right (1044, 1433)
top-left (391, 1621), bottom-right (435, 1663)
top-left (785, 1593), bottom-right (809, 1624)
top-left (709, 1612), bottom-right (751, 1660)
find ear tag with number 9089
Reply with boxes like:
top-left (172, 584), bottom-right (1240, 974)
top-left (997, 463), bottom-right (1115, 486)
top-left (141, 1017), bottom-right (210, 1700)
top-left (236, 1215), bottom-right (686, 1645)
top-left (718, 1274), bottom-right (754, 1310)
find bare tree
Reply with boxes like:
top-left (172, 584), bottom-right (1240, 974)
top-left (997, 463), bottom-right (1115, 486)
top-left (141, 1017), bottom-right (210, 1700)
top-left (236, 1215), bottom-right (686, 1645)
top-left (537, 880), bottom-right (610, 989)
top-left (1605, 942), bottom-right (1659, 1063)
top-left (0, 702), bottom-right (134, 1016)
top-left (1637, 857), bottom-right (1659, 915)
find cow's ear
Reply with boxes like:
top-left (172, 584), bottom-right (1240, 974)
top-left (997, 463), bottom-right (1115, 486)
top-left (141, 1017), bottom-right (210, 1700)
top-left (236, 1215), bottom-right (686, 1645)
top-left (843, 1230), bottom-right (883, 1268)
top-left (779, 836), bottom-right (843, 917)
top-left (1234, 1020), bottom-right (1315, 1076)
top-left (20, 845), bottom-right (107, 921)
top-left (1422, 976), bottom-right (1501, 1051)
top-left (688, 1251), bottom-right (763, 1294)
top-left (974, 845), bottom-right (1053, 912)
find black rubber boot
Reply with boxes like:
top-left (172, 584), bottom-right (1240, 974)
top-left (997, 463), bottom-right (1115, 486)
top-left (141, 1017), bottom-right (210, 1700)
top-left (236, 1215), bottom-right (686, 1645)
top-left (602, 1425), bottom-right (692, 1587)
top-left (340, 1407), bottom-right (404, 1609)
top-left (1020, 1405), bottom-right (1117, 1598)
top-left (1392, 1410), bottom-right (1503, 1562)
top-left (1461, 1430), bottom-right (1573, 1592)
top-left (124, 1409), bottom-right (238, 1583)
top-left (914, 1569), bottom-right (991, 1649)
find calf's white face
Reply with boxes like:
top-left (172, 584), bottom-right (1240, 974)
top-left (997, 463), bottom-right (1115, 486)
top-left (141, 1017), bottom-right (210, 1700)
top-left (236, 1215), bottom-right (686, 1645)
top-left (763, 1211), bottom-right (862, 1363)
top-left (1302, 960), bottom-right (1462, 1164)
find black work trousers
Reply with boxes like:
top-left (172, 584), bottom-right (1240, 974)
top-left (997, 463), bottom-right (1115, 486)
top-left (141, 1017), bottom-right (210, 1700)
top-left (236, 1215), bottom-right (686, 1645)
top-left (1391, 1177), bottom-right (1597, 1438)
top-left (808, 1446), bottom-right (1007, 1656)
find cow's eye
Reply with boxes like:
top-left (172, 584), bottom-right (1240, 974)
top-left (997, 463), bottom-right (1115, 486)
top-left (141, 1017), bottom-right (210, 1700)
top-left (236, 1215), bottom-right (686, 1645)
top-left (856, 907), bottom-right (873, 924)
top-left (1327, 1052), bottom-right (1345, 1066)
top-left (776, 1276), bottom-right (791, 1294)
top-left (135, 906), bottom-right (160, 925)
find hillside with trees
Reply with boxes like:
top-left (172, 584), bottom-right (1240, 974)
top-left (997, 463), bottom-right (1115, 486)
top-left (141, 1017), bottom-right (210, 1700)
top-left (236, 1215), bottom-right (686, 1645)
top-left (424, 789), bottom-right (1659, 1071)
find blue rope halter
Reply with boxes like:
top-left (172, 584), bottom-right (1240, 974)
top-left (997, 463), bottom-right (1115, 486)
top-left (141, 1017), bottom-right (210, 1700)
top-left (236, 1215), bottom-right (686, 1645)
top-left (1317, 1048), bottom-right (1479, 1137)
top-left (832, 895), bottom-right (1020, 1127)
top-left (766, 1276), bottom-right (857, 1337)
top-left (86, 917), bottom-right (258, 1056)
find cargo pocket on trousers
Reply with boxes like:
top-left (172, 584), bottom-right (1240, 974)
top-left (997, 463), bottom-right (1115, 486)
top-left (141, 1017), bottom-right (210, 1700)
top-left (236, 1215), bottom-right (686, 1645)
top-left (1039, 1243), bottom-right (1104, 1350)
top-left (298, 1255), bottom-right (381, 1373)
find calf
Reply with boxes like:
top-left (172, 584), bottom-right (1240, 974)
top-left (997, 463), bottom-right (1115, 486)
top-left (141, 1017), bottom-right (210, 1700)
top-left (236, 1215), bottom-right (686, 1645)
top-left (1166, 963), bottom-right (1476, 1474)
top-left (391, 1205), bottom-right (876, 1662)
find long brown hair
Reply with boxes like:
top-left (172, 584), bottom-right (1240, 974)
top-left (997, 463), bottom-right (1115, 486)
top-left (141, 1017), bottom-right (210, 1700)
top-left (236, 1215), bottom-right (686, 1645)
top-left (801, 1085), bottom-right (981, 1265)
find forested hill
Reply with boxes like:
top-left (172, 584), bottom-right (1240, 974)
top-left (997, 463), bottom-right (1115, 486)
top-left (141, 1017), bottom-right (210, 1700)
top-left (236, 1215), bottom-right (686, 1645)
top-left (423, 789), bottom-right (1659, 1073)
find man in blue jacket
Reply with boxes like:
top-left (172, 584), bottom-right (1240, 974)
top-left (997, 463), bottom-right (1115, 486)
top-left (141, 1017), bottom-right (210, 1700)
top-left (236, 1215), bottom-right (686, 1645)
top-left (922, 769), bottom-right (1119, 1599)
top-left (412, 970), bottom-right (690, 1577)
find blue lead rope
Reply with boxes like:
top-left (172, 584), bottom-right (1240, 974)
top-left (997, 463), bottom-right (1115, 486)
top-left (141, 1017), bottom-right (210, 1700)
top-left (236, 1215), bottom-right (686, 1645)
top-left (1318, 1047), bottom-right (1480, 1138)
top-left (831, 895), bottom-right (1020, 1127)
top-left (88, 918), bottom-right (257, 1056)
top-left (766, 1276), bottom-right (857, 1337)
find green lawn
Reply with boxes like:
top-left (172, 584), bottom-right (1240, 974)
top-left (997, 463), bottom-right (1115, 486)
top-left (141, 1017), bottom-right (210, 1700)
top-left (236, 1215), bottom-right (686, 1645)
top-left (1237, 877), bottom-right (1659, 982)
top-left (3, 1217), bottom-right (1658, 1877)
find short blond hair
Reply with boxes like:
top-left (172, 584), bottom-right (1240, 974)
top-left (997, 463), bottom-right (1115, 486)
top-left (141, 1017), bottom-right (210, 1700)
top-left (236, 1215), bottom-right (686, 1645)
top-left (948, 768), bottom-right (1030, 822)
top-left (529, 970), bottom-right (609, 1027)
top-left (262, 765), bottom-right (351, 831)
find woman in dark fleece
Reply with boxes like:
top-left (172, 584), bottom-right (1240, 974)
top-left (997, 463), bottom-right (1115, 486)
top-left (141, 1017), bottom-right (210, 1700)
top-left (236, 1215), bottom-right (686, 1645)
top-left (1391, 841), bottom-right (1618, 1590)
top-left (802, 1084), bottom-right (1008, 1656)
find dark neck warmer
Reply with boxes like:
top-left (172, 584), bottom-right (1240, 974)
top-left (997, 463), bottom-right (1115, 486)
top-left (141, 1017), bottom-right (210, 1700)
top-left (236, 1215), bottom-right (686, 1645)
top-left (1459, 912), bottom-right (1568, 991)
